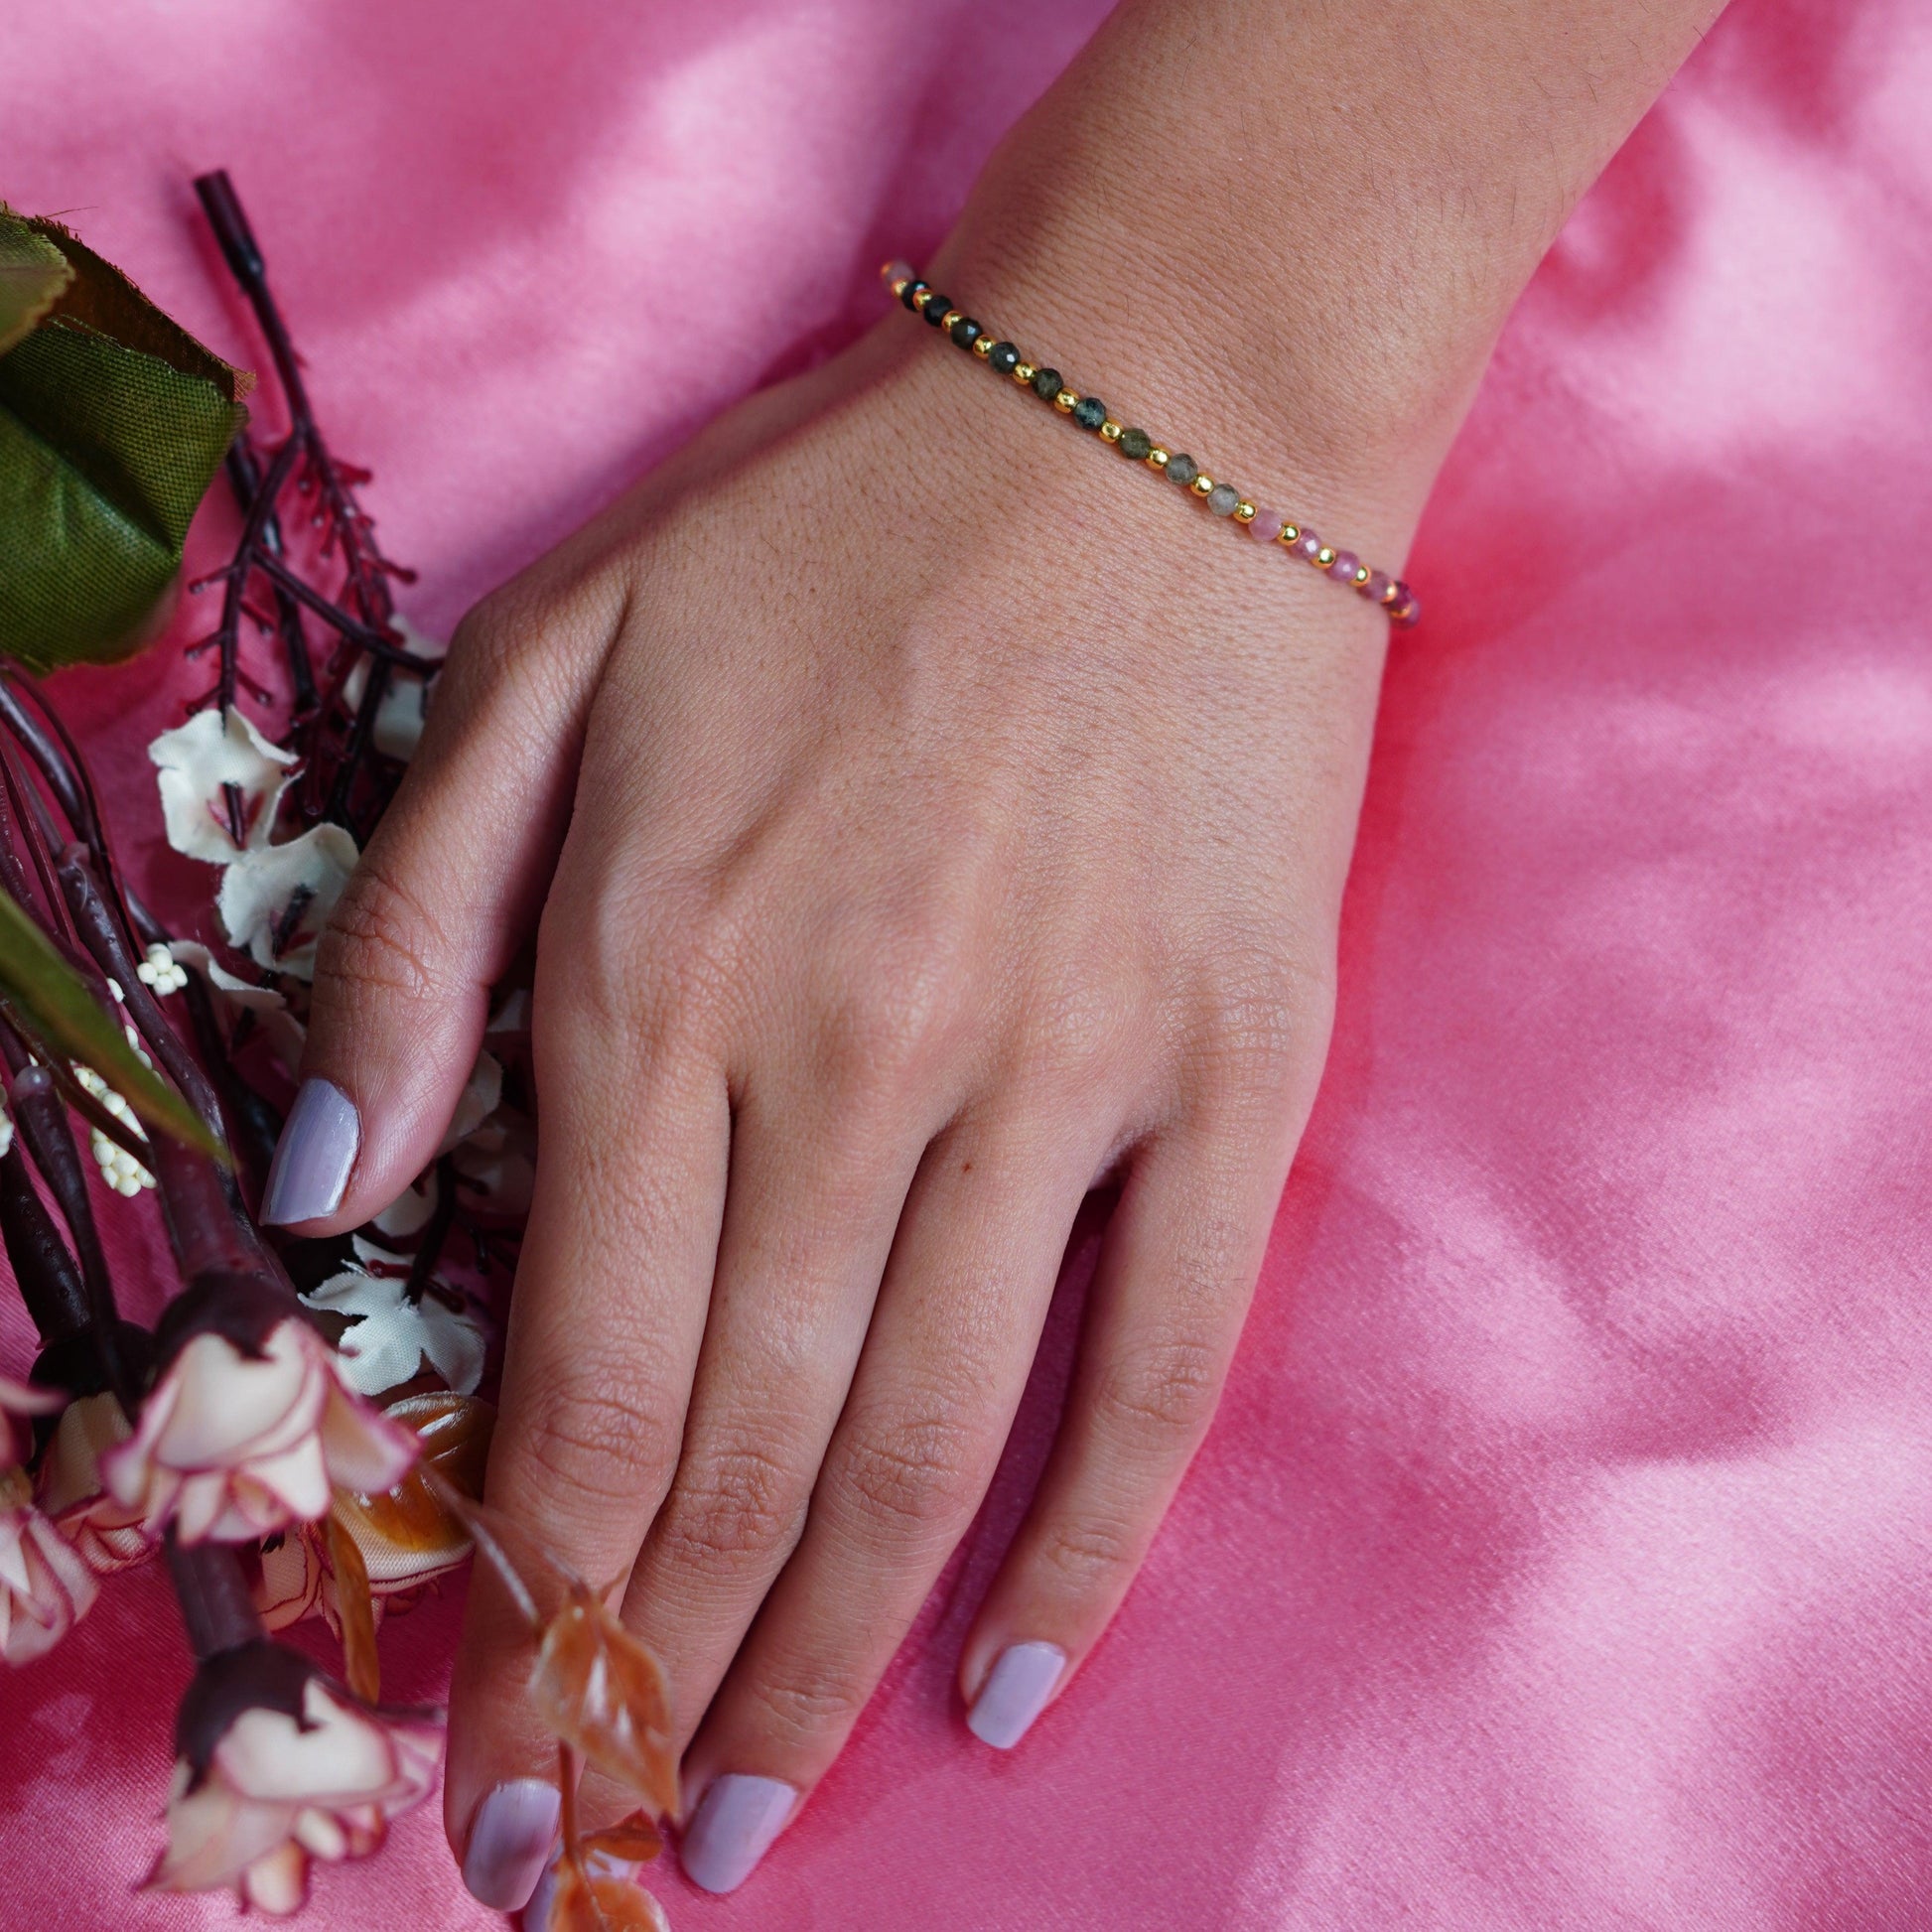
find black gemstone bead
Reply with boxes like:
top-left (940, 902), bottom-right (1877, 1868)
top-left (1032, 367), bottom-right (1063, 400)
top-left (1166, 453), bottom-right (1199, 486)
top-left (1119, 428), bottom-right (1153, 461)
top-left (949, 316), bottom-right (983, 348)
top-left (1071, 395), bottom-right (1107, 431)
top-left (920, 291), bottom-right (952, 325)
top-left (988, 341), bottom-right (1021, 374)
top-left (899, 280), bottom-right (929, 312)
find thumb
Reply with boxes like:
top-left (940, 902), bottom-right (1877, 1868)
top-left (261, 586), bottom-right (614, 1232)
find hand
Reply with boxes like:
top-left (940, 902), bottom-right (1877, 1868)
top-left (270, 0), bottom-right (1723, 1903)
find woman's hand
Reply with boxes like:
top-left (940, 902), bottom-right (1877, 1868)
top-left (268, 0), bottom-right (1722, 1902)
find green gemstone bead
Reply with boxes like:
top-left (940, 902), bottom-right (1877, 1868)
top-left (1166, 454), bottom-right (1199, 487)
top-left (1032, 367), bottom-right (1063, 400)
top-left (1206, 483), bottom-right (1240, 516)
top-left (1071, 395), bottom-right (1107, 430)
top-left (988, 341), bottom-right (1021, 374)
top-left (1119, 428), bottom-right (1152, 462)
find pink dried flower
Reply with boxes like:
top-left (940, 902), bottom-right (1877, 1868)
top-left (146, 1642), bottom-right (440, 1915)
top-left (101, 1278), bottom-right (417, 1545)
top-left (0, 1374), bottom-right (97, 1662)
top-left (36, 1390), bottom-right (156, 1574)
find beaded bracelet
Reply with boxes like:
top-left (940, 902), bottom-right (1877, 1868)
top-left (881, 262), bottom-right (1419, 627)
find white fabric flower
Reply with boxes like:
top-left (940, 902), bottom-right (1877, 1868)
top-left (0, 1099), bottom-right (12, 1160)
top-left (135, 942), bottom-right (190, 995)
top-left (165, 941), bottom-right (307, 1072)
top-left (36, 1391), bottom-right (154, 1574)
top-left (436, 1047), bottom-right (502, 1157)
top-left (146, 1660), bottom-right (441, 1915)
top-left (302, 1262), bottom-right (486, 1398)
top-left (341, 618), bottom-right (447, 763)
top-left (452, 1103), bottom-right (535, 1220)
top-left (149, 707), bottom-right (296, 861)
top-left (102, 1308), bottom-right (419, 1545)
top-left (217, 822), bottom-right (358, 980)
top-left (254, 1524), bottom-right (326, 1632)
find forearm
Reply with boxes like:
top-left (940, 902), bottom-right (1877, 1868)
top-left (933, 0), bottom-right (1725, 532)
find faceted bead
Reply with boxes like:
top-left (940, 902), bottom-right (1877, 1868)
top-left (1246, 507), bottom-right (1286, 541)
top-left (1071, 395), bottom-right (1108, 430)
top-left (920, 291), bottom-right (952, 325)
top-left (949, 316), bottom-right (983, 349)
top-left (1206, 483), bottom-right (1241, 516)
top-left (988, 342), bottom-right (1021, 374)
top-left (899, 280), bottom-right (929, 312)
top-left (1365, 570), bottom-right (1395, 603)
top-left (883, 259), bottom-right (915, 288)
top-left (1327, 549), bottom-right (1361, 582)
top-left (1292, 532), bottom-right (1323, 563)
top-left (1166, 454), bottom-right (1199, 487)
top-left (1389, 588), bottom-right (1422, 626)
top-left (1032, 367), bottom-right (1063, 399)
top-left (1118, 428), bottom-right (1153, 461)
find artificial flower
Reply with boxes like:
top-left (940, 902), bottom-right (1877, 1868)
top-left (301, 1258), bottom-right (485, 1398)
top-left (164, 940), bottom-right (307, 1072)
top-left (340, 618), bottom-right (447, 762)
top-left (452, 1102), bottom-right (536, 1220)
top-left (134, 941), bottom-right (190, 995)
top-left (0, 1374), bottom-right (97, 1662)
top-left (101, 1279), bottom-right (418, 1545)
top-left (146, 1642), bottom-right (440, 1915)
top-left (436, 1047), bottom-right (502, 1156)
top-left (36, 1390), bottom-right (154, 1573)
top-left (216, 821), bottom-right (359, 980)
top-left (148, 706), bottom-right (296, 861)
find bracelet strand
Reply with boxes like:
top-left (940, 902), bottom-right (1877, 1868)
top-left (881, 262), bottom-right (1420, 628)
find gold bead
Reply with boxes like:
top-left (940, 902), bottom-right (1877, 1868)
top-left (1099, 420), bottom-right (1123, 444)
top-left (1279, 523), bottom-right (1301, 544)
top-left (1148, 447), bottom-right (1171, 470)
top-left (1189, 474), bottom-right (1214, 498)
top-left (941, 311), bottom-right (963, 332)
top-left (1353, 565), bottom-right (1372, 587)
top-left (1379, 579), bottom-right (1402, 605)
top-left (1235, 499), bottom-right (1257, 522)
top-left (972, 337), bottom-right (994, 359)
top-left (889, 277), bottom-right (912, 300)
top-left (1013, 361), bottom-right (1036, 384)
top-left (1314, 545), bottom-right (1338, 569)
top-left (1053, 390), bottom-right (1080, 413)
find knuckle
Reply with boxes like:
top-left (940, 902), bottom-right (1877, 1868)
top-left (1193, 949), bottom-right (1330, 1089)
top-left (653, 1436), bottom-right (809, 1579)
top-left (316, 850), bottom-right (448, 1007)
top-left (515, 1371), bottom-right (680, 1513)
top-left (831, 1399), bottom-right (985, 1543)
top-left (742, 1660), bottom-right (864, 1748)
top-left (819, 911), bottom-right (977, 1096)
top-left (1036, 1512), bottom-right (1140, 1591)
top-left (1090, 1330), bottom-right (1226, 1451)
top-left (547, 883), bottom-right (735, 1053)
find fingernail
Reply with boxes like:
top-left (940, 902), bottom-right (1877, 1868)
top-left (967, 1641), bottom-right (1066, 1750)
top-left (260, 1077), bottom-right (359, 1224)
top-left (523, 1845), bottom-right (634, 1930)
top-left (460, 1777), bottom-right (561, 1911)
top-left (678, 1774), bottom-right (796, 1894)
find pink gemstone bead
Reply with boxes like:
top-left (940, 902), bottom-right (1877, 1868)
top-left (882, 258), bottom-right (915, 286)
top-left (1246, 507), bottom-right (1286, 542)
top-left (1365, 570), bottom-right (1395, 604)
top-left (1327, 549), bottom-right (1361, 583)
top-left (1292, 532), bottom-right (1322, 563)
top-left (1389, 589), bottom-right (1422, 626)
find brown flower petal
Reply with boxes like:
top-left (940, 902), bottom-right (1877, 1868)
top-left (529, 1587), bottom-right (677, 1822)
top-left (549, 1860), bottom-right (670, 1932)
top-left (332, 1394), bottom-right (493, 1587)
top-left (325, 1516), bottom-right (380, 1706)
top-left (582, 1813), bottom-right (663, 1865)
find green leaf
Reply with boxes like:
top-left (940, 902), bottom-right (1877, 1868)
top-left (0, 207), bottom-right (252, 675)
top-left (0, 884), bottom-right (228, 1164)
top-left (0, 220), bottom-right (70, 358)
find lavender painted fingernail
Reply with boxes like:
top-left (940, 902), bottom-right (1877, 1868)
top-left (460, 1777), bottom-right (560, 1911)
top-left (679, 1774), bottom-right (796, 1894)
top-left (260, 1077), bottom-right (359, 1224)
top-left (967, 1642), bottom-right (1065, 1749)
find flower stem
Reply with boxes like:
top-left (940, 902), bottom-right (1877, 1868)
top-left (165, 1533), bottom-right (265, 1660)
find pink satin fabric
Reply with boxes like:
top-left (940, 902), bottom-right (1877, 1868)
top-left (5, 0), bottom-right (1932, 1924)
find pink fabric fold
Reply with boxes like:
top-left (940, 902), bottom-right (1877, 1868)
top-left (3, 0), bottom-right (1930, 1923)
